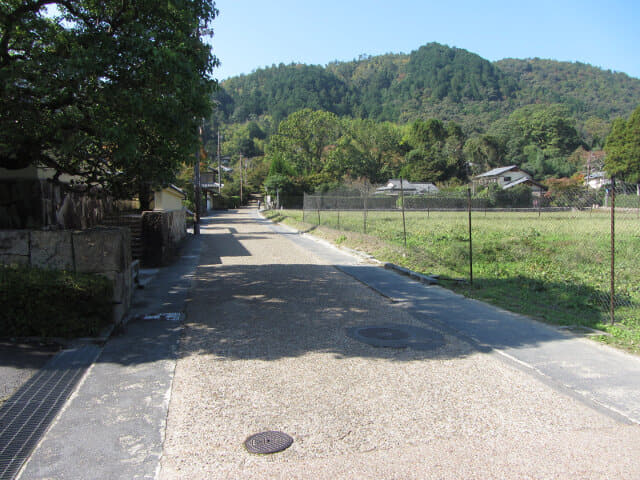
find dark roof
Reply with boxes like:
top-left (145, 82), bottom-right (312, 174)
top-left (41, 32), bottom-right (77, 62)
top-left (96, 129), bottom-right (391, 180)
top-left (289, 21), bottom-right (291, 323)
top-left (376, 179), bottom-right (439, 194)
top-left (474, 165), bottom-right (521, 178)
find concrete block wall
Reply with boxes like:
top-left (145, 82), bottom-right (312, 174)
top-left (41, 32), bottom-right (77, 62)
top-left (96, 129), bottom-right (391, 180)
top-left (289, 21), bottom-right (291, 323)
top-left (141, 210), bottom-right (186, 267)
top-left (0, 227), bottom-right (132, 324)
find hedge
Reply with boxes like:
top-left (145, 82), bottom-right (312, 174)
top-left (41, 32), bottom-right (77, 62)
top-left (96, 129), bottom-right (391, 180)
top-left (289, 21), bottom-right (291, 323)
top-left (0, 266), bottom-right (113, 338)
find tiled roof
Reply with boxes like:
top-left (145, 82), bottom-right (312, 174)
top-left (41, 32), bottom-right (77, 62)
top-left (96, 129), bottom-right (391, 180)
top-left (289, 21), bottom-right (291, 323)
top-left (475, 165), bottom-right (519, 178)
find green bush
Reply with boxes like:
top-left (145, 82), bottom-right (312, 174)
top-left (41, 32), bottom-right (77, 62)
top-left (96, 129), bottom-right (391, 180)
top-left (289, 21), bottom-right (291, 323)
top-left (0, 266), bottom-right (113, 338)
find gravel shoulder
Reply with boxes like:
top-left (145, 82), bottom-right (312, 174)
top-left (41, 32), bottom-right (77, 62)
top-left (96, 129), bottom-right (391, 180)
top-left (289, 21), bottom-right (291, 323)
top-left (160, 209), bottom-right (640, 479)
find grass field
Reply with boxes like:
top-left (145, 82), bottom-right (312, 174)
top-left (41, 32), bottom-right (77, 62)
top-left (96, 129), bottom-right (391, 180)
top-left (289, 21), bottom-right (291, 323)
top-left (265, 208), bottom-right (640, 354)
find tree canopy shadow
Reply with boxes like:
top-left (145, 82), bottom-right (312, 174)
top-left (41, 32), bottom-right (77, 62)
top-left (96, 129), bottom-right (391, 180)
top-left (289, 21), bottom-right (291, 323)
top-left (173, 262), bottom-right (590, 364)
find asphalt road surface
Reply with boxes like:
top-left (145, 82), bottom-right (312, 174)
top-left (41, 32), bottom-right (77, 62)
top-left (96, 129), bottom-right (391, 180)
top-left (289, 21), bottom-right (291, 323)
top-left (159, 209), bottom-right (640, 479)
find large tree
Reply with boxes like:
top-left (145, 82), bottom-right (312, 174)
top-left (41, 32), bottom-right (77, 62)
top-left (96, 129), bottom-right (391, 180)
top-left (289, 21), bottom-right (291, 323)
top-left (267, 109), bottom-right (340, 175)
top-left (325, 118), bottom-right (404, 184)
top-left (401, 119), bottom-right (468, 183)
top-left (605, 105), bottom-right (640, 183)
top-left (0, 0), bottom-right (218, 206)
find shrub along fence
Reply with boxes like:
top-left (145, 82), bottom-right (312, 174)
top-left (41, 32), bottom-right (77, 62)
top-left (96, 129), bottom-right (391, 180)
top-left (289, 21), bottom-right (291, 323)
top-left (299, 179), bottom-right (640, 331)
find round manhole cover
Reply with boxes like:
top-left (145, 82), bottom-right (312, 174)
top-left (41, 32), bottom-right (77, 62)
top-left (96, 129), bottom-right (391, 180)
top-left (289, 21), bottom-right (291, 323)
top-left (346, 324), bottom-right (445, 350)
top-left (358, 327), bottom-right (410, 341)
top-left (244, 431), bottom-right (293, 454)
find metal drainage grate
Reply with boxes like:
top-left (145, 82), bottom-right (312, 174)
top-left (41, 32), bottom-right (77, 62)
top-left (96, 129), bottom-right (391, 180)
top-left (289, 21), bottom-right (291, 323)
top-left (244, 431), bottom-right (293, 454)
top-left (0, 345), bottom-right (100, 480)
top-left (346, 324), bottom-right (445, 350)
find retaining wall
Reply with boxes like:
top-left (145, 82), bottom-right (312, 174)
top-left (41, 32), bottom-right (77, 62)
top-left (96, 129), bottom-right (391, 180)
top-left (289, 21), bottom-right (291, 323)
top-left (141, 210), bottom-right (187, 267)
top-left (0, 227), bottom-right (132, 324)
top-left (0, 179), bottom-right (113, 230)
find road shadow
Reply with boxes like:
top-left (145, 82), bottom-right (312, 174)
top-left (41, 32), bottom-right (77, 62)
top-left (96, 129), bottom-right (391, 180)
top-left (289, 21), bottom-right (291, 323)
top-left (92, 211), bottom-right (619, 368)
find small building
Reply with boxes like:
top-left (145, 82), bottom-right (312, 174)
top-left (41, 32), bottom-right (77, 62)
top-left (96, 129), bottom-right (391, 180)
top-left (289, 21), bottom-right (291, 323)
top-left (200, 169), bottom-right (224, 210)
top-left (376, 179), bottom-right (439, 196)
top-left (473, 165), bottom-right (547, 196)
top-left (585, 171), bottom-right (609, 189)
top-left (151, 185), bottom-right (187, 211)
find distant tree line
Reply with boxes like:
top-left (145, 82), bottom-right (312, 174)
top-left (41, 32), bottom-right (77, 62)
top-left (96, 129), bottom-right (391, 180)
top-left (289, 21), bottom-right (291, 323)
top-left (207, 102), bottom-right (609, 199)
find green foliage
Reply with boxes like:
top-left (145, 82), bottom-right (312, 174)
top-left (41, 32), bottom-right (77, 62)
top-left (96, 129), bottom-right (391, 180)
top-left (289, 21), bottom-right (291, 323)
top-left (403, 43), bottom-right (517, 102)
top-left (264, 174), bottom-right (296, 195)
top-left (215, 43), bottom-right (640, 131)
top-left (474, 184), bottom-right (533, 207)
top-left (0, 0), bottom-right (219, 201)
top-left (268, 154), bottom-right (296, 177)
top-left (496, 58), bottom-right (640, 125)
top-left (464, 134), bottom-right (505, 174)
top-left (211, 43), bottom-right (640, 194)
top-left (267, 109), bottom-right (341, 175)
top-left (489, 104), bottom-right (583, 178)
top-left (326, 119), bottom-right (404, 183)
top-left (401, 119), bottom-right (467, 182)
top-left (214, 63), bottom-right (351, 123)
top-left (0, 266), bottom-right (113, 338)
top-left (605, 105), bottom-right (640, 183)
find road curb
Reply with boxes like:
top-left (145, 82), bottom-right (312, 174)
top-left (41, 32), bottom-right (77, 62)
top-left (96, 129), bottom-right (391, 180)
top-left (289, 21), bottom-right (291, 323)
top-left (382, 262), bottom-right (439, 285)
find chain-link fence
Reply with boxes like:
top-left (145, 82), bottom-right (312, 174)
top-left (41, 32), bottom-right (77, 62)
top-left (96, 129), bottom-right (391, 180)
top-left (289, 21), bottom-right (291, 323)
top-left (299, 180), bottom-right (640, 329)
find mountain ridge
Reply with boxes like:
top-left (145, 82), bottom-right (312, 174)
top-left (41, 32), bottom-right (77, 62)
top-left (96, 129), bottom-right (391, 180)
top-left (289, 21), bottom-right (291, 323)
top-left (214, 42), bottom-right (640, 137)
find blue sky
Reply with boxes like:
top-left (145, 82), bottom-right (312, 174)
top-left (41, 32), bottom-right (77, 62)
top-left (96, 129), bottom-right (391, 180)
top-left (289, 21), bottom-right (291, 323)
top-left (206, 0), bottom-right (640, 81)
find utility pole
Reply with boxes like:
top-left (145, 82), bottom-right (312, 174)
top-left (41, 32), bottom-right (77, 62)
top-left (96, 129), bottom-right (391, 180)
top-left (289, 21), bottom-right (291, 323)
top-left (239, 153), bottom-right (243, 204)
top-left (194, 124), bottom-right (202, 235)
top-left (193, 23), bottom-right (202, 235)
top-left (217, 129), bottom-right (222, 195)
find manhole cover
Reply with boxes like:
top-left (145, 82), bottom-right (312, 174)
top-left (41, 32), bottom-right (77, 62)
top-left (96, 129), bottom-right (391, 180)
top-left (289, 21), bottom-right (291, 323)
top-left (358, 327), bottom-right (410, 341)
top-left (244, 431), bottom-right (293, 454)
top-left (346, 324), bottom-right (445, 350)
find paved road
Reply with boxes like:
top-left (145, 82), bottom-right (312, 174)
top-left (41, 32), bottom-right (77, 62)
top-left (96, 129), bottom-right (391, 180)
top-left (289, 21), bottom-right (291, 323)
top-left (14, 208), bottom-right (640, 479)
top-left (159, 209), bottom-right (640, 479)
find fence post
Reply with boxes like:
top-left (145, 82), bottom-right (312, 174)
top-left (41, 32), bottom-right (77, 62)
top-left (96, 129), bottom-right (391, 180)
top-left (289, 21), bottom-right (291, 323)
top-left (337, 196), bottom-right (341, 229)
top-left (400, 177), bottom-right (407, 247)
top-left (363, 194), bottom-right (367, 234)
top-left (468, 187), bottom-right (473, 286)
top-left (610, 177), bottom-right (616, 325)
top-left (538, 197), bottom-right (542, 218)
top-left (302, 193), bottom-right (306, 222)
top-left (316, 195), bottom-right (321, 225)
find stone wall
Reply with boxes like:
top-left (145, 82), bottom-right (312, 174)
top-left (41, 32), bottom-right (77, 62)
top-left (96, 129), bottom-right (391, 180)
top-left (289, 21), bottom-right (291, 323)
top-left (0, 179), bottom-right (113, 230)
top-left (141, 210), bottom-right (187, 267)
top-left (0, 227), bottom-right (132, 324)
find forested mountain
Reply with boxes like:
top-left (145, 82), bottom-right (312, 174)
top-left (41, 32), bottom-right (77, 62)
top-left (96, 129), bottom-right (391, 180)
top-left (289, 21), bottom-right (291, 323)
top-left (208, 43), bottom-right (640, 198)
top-left (214, 42), bottom-right (640, 134)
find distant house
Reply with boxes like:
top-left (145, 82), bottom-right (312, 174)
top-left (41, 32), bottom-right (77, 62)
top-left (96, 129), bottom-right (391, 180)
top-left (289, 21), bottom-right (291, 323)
top-left (473, 165), bottom-right (547, 196)
top-left (585, 171), bottom-right (609, 189)
top-left (376, 179), bottom-right (439, 196)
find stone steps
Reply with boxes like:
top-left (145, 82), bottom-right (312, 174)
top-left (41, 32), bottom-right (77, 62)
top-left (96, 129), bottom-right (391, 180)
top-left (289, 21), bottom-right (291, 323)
top-left (101, 212), bottom-right (143, 260)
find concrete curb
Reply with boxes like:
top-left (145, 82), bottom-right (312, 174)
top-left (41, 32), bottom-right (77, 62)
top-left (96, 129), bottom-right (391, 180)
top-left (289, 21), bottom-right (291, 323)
top-left (382, 262), bottom-right (439, 285)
